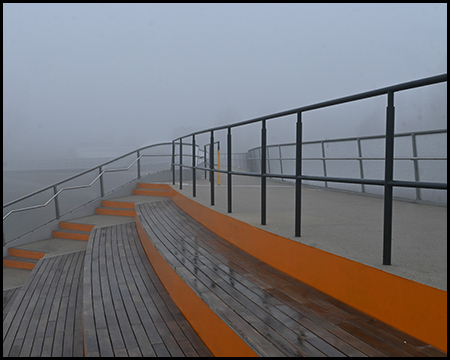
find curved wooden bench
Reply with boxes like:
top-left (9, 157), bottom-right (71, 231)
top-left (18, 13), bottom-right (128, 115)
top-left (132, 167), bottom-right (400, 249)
top-left (82, 222), bottom-right (212, 357)
top-left (136, 200), bottom-right (446, 357)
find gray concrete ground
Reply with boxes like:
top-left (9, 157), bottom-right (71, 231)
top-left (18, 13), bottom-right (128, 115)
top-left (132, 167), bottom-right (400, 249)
top-left (170, 176), bottom-right (447, 290)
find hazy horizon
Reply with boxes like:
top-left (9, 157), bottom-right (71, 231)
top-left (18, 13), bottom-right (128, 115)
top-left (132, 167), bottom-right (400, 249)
top-left (3, 3), bottom-right (447, 166)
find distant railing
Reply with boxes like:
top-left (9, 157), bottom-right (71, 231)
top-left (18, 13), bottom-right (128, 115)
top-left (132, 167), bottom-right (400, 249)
top-left (172, 73), bottom-right (447, 265)
top-left (246, 129), bottom-right (447, 205)
top-left (3, 142), bottom-right (175, 244)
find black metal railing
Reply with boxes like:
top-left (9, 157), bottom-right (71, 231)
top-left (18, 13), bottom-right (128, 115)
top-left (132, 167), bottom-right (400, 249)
top-left (172, 73), bottom-right (447, 265)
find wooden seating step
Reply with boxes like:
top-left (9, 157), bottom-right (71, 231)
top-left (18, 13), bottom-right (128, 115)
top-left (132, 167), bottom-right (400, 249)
top-left (82, 222), bottom-right (212, 357)
top-left (3, 251), bottom-right (85, 357)
top-left (136, 200), bottom-right (447, 357)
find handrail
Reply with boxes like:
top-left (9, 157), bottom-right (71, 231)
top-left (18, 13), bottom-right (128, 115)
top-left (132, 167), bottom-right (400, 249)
top-left (3, 142), bottom-right (172, 209)
top-left (174, 74), bottom-right (447, 140)
top-left (4, 154), bottom-right (144, 220)
top-left (172, 73), bottom-right (447, 266)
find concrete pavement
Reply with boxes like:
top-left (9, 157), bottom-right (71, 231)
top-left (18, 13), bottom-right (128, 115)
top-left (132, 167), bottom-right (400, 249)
top-left (170, 176), bottom-right (447, 290)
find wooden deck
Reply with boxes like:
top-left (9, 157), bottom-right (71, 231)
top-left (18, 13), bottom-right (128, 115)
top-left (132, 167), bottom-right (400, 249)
top-left (3, 251), bottom-right (85, 357)
top-left (136, 200), bottom-right (447, 357)
top-left (3, 222), bottom-right (212, 357)
top-left (83, 222), bottom-right (212, 357)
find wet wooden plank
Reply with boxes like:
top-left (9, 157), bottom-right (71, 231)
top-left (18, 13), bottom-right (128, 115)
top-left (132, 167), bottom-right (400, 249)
top-left (82, 222), bottom-right (212, 357)
top-left (136, 200), bottom-right (447, 357)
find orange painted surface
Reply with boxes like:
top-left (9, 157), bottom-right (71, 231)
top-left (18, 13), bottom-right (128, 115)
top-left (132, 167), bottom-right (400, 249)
top-left (95, 208), bottom-right (136, 217)
top-left (8, 248), bottom-right (45, 260)
top-left (3, 259), bottom-right (36, 270)
top-left (132, 189), bottom-right (173, 197)
top-left (52, 231), bottom-right (90, 241)
top-left (101, 200), bottom-right (135, 209)
top-left (59, 222), bottom-right (95, 232)
top-left (135, 218), bottom-right (258, 357)
top-left (169, 188), bottom-right (447, 353)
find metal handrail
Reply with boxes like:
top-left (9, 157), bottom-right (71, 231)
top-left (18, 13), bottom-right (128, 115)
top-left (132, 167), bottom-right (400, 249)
top-left (173, 73), bottom-right (447, 266)
top-left (173, 74), bottom-right (447, 140)
top-left (4, 154), bottom-right (143, 220)
top-left (3, 142), bottom-right (172, 209)
top-left (2, 143), bottom-right (175, 225)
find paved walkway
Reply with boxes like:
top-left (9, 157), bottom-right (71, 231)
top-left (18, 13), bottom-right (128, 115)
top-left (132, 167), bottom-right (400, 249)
top-left (170, 176), bottom-right (447, 290)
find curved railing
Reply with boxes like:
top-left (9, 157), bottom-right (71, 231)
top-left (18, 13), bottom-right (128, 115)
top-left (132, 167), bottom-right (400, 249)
top-left (246, 129), bottom-right (447, 205)
top-left (172, 73), bottom-right (447, 265)
top-left (3, 142), bottom-right (178, 244)
top-left (3, 73), bottom-right (447, 266)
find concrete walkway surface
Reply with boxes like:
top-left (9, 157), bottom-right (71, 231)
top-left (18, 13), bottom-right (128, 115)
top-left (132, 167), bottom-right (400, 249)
top-left (170, 176), bottom-right (447, 291)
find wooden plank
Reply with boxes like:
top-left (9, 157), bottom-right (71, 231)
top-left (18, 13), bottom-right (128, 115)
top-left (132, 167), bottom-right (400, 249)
top-left (81, 221), bottom-right (212, 357)
top-left (136, 200), bottom-right (447, 357)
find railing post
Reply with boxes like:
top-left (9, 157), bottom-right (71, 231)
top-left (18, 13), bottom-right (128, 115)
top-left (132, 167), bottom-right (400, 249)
top-left (172, 141), bottom-right (176, 185)
top-left (204, 145), bottom-right (208, 180)
top-left (192, 135), bottom-right (196, 197)
top-left (411, 134), bottom-right (421, 201)
top-left (357, 138), bottom-right (365, 193)
top-left (321, 141), bottom-right (328, 188)
top-left (227, 127), bottom-right (232, 213)
top-left (99, 166), bottom-right (104, 197)
top-left (179, 138), bottom-right (183, 190)
top-left (210, 131), bottom-right (215, 206)
top-left (295, 112), bottom-right (303, 237)
top-left (53, 186), bottom-right (60, 219)
top-left (383, 91), bottom-right (395, 265)
top-left (261, 119), bottom-right (267, 225)
top-left (137, 150), bottom-right (141, 179)
top-left (279, 145), bottom-right (284, 179)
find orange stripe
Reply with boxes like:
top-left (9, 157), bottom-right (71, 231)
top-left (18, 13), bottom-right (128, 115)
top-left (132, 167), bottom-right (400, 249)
top-left (59, 222), bottom-right (94, 232)
top-left (52, 231), bottom-right (90, 241)
top-left (169, 187), bottom-right (447, 353)
top-left (3, 259), bottom-right (36, 270)
top-left (135, 218), bottom-right (258, 357)
top-left (101, 200), bottom-right (135, 209)
top-left (8, 248), bottom-right (45, 260)
top-left (95, 208), bottom-right (136, 217)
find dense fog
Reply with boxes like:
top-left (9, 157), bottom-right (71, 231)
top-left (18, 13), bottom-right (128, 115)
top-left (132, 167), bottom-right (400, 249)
top-left (3, 3), bottom-right (447, 165)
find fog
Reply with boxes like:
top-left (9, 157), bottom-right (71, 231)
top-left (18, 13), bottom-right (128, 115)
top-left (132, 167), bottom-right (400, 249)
top-left (3, 3), bottom-right (447, 166)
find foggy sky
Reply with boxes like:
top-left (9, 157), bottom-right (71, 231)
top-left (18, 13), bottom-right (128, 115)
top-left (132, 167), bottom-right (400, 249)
top-left (3, 3), bottom-right (447, 164)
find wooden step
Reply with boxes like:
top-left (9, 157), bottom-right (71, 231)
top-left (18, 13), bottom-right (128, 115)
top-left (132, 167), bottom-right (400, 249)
top-left (95, 207), bottom-right (136, 217)
top-left (52, 230), bottom-right (91, 241)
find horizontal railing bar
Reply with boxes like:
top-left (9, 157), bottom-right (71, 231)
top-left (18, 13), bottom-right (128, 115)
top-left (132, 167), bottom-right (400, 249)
top-left (259, 157), bottom-right (447, 161)
top-left (247, 128), bottom-right (447, 153)
top-left (175, 164), bottom-right (447, 190)
top-left (174, 74), bottom-right (446, 141)
top-left (3, 142), bottom-right (173, 208)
